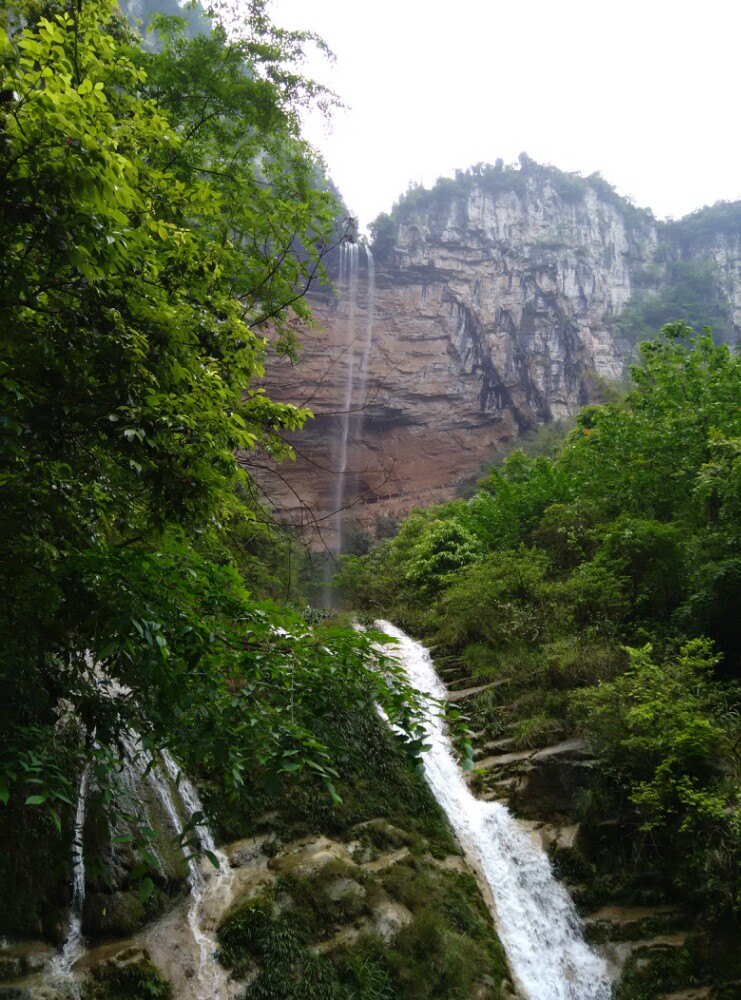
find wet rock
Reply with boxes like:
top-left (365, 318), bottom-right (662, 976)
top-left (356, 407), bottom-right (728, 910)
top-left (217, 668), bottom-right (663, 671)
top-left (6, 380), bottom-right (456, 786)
top-left (472, 738), bottom-right (593, 820)
top-left (268, 836), bottom-right (353, 877)
top-left (82, 889), bottom-right (146, 938)
top-left (226, 836), bottom-right (270, 867)
top-left (584, 904), bottom-right (686, 944)
top-left (371, 901), bottom-right (413, 941)
top-left (0, 941), bottom-right (55, 983)
top-left (325, 876), bottom-right (366, 903)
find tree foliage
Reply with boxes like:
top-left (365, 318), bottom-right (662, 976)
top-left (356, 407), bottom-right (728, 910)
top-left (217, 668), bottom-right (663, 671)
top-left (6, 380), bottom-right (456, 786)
top-left (0, 0), bottom-right (420, 884)
top-left (343, 323), bottom-right (741, 919)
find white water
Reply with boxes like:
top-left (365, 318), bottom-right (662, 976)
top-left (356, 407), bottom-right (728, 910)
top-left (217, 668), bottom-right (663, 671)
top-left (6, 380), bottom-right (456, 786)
top-left (377, 621), bottom-right (612, 1000)
top-left (117, 731), bottom-right (170, 871)
top-left (357, 243), bottom-right (376, 432)
top-left (50, 763), bottom-right (91, 989)
top-left (116, 733), bottom-right (235, 999)
top-left (333, 241), bottom-right (360, 555)
top-left (157, 749), bottom-right (235, 999)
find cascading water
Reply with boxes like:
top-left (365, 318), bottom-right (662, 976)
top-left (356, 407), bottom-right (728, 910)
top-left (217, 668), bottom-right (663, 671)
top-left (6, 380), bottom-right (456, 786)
top-left (357, 243), bottom-right (376, 433)
top-left (51, 762), bottom-right (91, 989)
top-left (156, 749), bottom-right (235, 1000)
top-left (117, 732), bottom-right (235, 999)
top-left (324, 241), bottom-right (375, 607)
top-left (333, 241), bottom-right (360, 555)
top-left (378, 621), bottom-right (612, 1000)
top-left (115, 740), bottom-right (168, 874)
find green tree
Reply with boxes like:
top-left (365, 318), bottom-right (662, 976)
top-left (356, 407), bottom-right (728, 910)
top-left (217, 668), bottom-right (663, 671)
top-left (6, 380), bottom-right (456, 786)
top-left (577, 641), bottom-right (740, 916)
top-left (404, 519), bottom-right (482, 595)
top-left (0, 0), bottom-right (418, 862)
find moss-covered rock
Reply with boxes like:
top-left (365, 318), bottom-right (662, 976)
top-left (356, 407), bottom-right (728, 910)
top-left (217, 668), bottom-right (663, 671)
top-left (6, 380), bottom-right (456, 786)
top-left (616, 932), bottom-right (741, 999)
top-left (217, 844), bottom-right (512, 999)
top-left (81, 945), bottom-right (171, 999)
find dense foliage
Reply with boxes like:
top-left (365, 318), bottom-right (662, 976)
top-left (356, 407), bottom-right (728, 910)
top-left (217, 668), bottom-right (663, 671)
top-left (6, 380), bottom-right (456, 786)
top-left (342, 324), bottom-right (741, 922)
top-left (0, 0), bottom-right (423, 900)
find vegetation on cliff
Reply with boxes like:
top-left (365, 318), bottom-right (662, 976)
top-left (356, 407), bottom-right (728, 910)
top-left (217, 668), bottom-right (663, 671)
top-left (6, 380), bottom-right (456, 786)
top-left (369, 154), bottom-right (652, 258)
top-left (342, 324), bottom-right (741, 928)
top-left (370, 159), bottom-right (739, 350)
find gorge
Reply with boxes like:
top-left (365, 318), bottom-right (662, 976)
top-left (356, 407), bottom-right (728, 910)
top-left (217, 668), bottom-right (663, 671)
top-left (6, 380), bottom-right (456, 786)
top-left (2, 2), bottom-right (740, 999)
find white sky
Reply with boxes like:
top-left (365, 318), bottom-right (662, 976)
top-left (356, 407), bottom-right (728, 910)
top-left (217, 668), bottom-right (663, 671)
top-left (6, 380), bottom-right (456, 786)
top-left (269, 0), bottom-right (741, 231)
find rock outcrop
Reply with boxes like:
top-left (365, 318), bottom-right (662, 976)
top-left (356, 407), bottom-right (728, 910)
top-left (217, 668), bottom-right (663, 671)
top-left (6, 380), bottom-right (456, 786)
top-left (254, 161), bottom-right (741, 550)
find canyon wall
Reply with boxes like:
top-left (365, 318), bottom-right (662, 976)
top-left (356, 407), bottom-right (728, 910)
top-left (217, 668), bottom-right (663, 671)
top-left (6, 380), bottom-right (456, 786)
top-left (254, 162), bottom-right (741, 550)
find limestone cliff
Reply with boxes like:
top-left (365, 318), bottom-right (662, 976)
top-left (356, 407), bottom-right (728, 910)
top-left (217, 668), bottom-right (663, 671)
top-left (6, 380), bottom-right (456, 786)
top-left (255, 160), bottom-right (741, 549)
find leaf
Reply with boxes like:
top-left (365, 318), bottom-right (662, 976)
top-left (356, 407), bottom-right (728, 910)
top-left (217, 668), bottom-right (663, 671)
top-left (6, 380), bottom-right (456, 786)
top-left (0, 781), bottom-right (9, 805)
top-left (139, 877), bottom-right (155, 903)
top-left (326, 781), bottom-right (342, 805)
top-left (25, 794), bottom-right (48, 805)
top-left (204, 849), bottom-right (220, 869)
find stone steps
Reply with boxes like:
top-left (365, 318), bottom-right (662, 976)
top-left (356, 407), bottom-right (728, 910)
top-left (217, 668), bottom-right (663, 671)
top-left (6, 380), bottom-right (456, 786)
top-left (445, 679), bottom-right (507, 703)
top-left (474, 738), bottom-right (589, 776)
top-left (473, 736), bottom-right (517, 760)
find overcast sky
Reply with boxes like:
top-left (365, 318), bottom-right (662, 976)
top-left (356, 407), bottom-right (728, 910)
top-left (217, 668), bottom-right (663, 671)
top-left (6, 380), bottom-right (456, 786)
top-left (269, 0), bottom-right (740, 231)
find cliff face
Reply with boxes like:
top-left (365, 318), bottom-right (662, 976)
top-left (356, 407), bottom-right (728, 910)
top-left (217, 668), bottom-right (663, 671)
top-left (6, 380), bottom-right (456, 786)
top-left (255, 167), bottom-right (741, 549)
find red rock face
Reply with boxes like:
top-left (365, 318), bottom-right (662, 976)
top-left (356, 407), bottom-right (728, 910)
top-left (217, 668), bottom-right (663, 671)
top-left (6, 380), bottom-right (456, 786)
top-left (250, 179), bottom-right (740, 552)
top-left (252, 247), bottom-right (612, 552)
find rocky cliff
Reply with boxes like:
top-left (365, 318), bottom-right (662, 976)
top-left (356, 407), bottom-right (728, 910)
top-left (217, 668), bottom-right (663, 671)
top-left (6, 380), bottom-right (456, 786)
top-left (255, 159), bottom-right (741, 550)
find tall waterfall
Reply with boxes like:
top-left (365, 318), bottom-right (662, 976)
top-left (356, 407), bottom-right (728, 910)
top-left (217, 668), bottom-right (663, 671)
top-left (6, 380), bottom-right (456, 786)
top-left (358, 243), bottom-right (376, 431)
top-left (332, 242), bottom-right (359, 554)
top-left (331, 242), bottom-right (375, 558)
top-left (378, 622), bottom-right (612, 1000)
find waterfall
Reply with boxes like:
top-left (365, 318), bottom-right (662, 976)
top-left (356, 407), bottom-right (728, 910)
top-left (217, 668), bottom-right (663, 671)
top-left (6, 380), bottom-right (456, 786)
top-left (377, 621), bottom-right (612, 1000)
top-left (155, 749), bottom-right (235, 999)
top-left (333, 241), bottom-right (360, 555)
top-left (329, 242), bottom-right (376, 576)
top-left (52, 763), bottom-right (91, 984)
top-left (117, 733), bottom-right (235, 999)
top-left (115, 741), bottom-right (168, 874)
top-left (358, 244), bottom-right (376, 430)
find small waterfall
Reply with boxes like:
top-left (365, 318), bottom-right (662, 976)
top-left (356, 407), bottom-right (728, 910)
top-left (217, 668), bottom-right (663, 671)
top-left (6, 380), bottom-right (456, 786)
top-left (117, 733), bottom-right (235, 999)
top-left (155, 749), bottom-right (235, 999)
top-left (117, 732), bottom-right (168, 872)
top-left (52, 763), bottom-right (91, 984)
top-left (378, 622), bottom-right (612, 1000)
